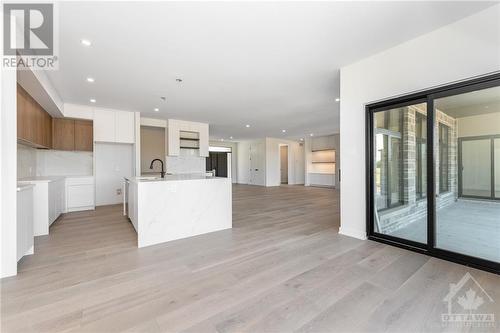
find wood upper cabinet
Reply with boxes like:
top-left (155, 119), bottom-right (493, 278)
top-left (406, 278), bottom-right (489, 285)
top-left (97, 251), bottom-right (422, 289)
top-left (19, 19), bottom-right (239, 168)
top-left (52, 118), bottom-right (93, 152)
top-left (52, 118), bottom-right (75, 151)
top-left (17, 84), bottom-right (52, 149)
top-left (74, 120), bottom-right (93, 151)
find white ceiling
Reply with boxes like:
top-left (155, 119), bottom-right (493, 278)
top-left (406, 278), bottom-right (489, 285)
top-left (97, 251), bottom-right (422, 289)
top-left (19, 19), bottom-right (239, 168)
top-left (437, 86), bottom-right (500, 118)
top-left (46, 1), bottom-right (495, 141)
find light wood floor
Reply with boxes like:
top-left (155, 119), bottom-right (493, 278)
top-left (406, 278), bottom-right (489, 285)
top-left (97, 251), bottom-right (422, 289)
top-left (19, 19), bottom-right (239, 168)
top-left (1, 185), bottom-right (499, 332)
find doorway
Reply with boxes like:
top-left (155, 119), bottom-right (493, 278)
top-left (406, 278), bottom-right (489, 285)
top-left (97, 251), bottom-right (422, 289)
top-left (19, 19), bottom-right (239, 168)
top-left (207, 146), bottom-right (232, 178)
top-left (280, 145), bottom-right (289, 184)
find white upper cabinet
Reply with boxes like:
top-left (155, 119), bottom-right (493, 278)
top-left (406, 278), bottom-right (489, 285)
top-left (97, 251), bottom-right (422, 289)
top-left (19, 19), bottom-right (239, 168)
top-left (198, 123), bottom-right (209, 157)
top-left (167, 119), bottom-right (209, 157)
top-left (94, 109), bottom-right (115, 142)
top-left (115, 111), bottom-right (135, 143)
top-left (167, 120), bottom-right (181, 156)
top-left (94, 108), bottom-right (135, 144)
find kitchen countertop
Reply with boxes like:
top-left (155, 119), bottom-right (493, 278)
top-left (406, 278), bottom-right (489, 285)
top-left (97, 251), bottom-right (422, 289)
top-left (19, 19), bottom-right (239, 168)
top-left (18, 175), bottom-right (94, 183)
top-left (127, 174), bottom-right (224, 183)
top-left (17, 184), bottom-right (35, 192)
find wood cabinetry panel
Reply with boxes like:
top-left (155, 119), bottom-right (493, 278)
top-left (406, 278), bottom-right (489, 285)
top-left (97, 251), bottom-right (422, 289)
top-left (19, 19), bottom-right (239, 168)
top-left (74, 120), bottom-right (93, 151)
top-left (52, 118), bottom-right (75, 151)
top-left (43, 111), bottom-right (52, 148)
top-left (17, 84), bottom-right (52, 148)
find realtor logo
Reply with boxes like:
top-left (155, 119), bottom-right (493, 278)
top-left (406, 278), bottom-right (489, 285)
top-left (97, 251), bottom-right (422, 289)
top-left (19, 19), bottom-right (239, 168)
top-left (442, 272), bottom-right (495, 328)
top-left (2, 3), bottom-right (58, 69)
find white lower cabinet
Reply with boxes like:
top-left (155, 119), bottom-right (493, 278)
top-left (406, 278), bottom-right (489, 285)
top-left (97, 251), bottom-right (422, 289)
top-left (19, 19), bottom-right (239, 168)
top-left (308, 173), bottom-right (335, 188)
top-left (17, 177), bottom-right (65, 236)
top-left (49, 179), bottom-right (65, 226)
top-left (17, 185), bottom-right (34, 262)
top-left (66, 177), bottom-right (95, 212)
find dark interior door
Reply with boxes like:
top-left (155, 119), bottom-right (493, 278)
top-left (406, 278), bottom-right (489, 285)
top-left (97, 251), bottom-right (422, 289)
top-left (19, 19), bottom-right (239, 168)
top-left (206, 152), bottom-right (228, 177)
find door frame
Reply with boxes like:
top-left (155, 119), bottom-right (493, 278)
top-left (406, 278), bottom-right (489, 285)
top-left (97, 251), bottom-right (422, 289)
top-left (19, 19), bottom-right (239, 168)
top-left (458, 135), bottom-right (500, 201)
top-left (366, 73), bottom-right (500, 274)
top-left (279, 144), bottom-right (290, 185)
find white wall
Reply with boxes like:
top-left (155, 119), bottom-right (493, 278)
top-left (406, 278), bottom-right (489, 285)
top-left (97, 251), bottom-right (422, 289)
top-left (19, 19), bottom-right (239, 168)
top-left (209, 140), bottom-right (238, 183)
top-left (339, 5), bottom-right (500, 240)
top-left (1, 54), bottom-right (18, 278)
top-left (95, 143), bottom-right (133, 206)
top-left (265, 138), bottom-right (304, 186)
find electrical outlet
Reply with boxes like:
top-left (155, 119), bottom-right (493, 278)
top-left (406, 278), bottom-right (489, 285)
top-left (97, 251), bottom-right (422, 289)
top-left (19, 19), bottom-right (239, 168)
top-left (116, 188), bottom-right (122, 195)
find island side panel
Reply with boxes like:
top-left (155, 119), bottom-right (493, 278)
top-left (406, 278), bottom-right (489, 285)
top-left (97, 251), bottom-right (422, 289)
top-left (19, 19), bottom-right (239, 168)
top-left (137, 178), bottom-right (232, 248)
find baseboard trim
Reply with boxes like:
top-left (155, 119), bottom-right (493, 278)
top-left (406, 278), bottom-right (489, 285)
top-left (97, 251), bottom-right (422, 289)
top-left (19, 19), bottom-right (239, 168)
top-left (339, 226), bottom-right (367, 240)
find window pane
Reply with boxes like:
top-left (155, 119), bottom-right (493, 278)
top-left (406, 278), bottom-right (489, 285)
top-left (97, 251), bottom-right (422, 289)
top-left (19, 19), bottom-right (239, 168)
top-left (461, 139), bottom-right (491, 197)
top-left (372, 103), bottom-right (427, 244)
top-left (434, 85), bottom-right (500, 263)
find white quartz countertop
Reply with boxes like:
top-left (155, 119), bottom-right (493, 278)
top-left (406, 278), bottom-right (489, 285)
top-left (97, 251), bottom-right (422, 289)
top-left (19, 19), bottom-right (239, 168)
top-left (127, 174), bottom-right (225, 183)
top-left (17, 184), bottom-right (35, 192)
top-left (18, 176), bottom-right (66, 183)
top-left (18, 175), bottom-right (94, 183)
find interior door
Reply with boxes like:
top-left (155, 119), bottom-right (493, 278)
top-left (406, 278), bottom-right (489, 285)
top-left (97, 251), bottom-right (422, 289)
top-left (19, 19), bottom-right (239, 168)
top-left (280, 146), bottom-right (288, 184)
top-left (250, 142), bottom-right (265, 185)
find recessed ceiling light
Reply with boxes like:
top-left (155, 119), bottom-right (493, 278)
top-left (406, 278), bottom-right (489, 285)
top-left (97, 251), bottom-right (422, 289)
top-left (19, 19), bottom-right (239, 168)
top-left (335, 98), bottom-right (340, 102)
top-left (230, 136), bottom-right (233, 140)
top-left (300, 138), bottom-right (304, 141)
top-left (154, 108), bottom-right (159, 112)
top-left (220, 138), bottom-right (224, 142)
top-left (89, 98), bottom-right (96, 103)
top-left (245, 124), bottom-right (251, 128)
top-left (86, 77), bottom-right (94, 83)
top-left (310, 133), bottom-right (314, 137)
top-left (81, 39), bottom-right (91, 46)
top-left (282, 129), bottom-right (286, 133)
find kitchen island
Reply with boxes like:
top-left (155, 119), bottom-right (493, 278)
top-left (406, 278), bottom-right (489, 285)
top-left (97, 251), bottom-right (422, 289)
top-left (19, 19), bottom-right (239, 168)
top-left (126, 174), bottom-right (232, 248)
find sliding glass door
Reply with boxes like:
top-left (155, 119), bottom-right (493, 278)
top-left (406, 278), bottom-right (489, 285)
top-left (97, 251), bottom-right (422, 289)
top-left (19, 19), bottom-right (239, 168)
top-left (372, 102), bottom-right (428, 245)
top-left (367, 74), bottom-right (500, 272)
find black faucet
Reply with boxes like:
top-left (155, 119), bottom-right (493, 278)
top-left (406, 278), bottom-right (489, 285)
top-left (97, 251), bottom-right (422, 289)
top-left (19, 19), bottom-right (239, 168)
top-left (150, 159), bottom-right (165, 178)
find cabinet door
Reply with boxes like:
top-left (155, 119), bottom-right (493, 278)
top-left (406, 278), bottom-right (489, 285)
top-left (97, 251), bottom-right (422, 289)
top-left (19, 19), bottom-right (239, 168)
top-left (74, 120), bottom-right (93, 151)
top-left (199, 123), bottom-right (209, 157)
top-left (34, 102), bottom-right (45, 146)
top-left (115, 111), bottom-right (135, 143)
top-left (93, 109), bottom-right (116, 142)
top-left (67, 184), bottom-right (94, 209)
top-left (17, 85), bottom-right (31, 142)
top-left (52, 118), bottom-right (75, 151)
top-left (43, 111), bottom-right (52, 148)
top-left (167, 120), bottom-right (180, 156)
top-left (48, 182), bottom-right (56, 224)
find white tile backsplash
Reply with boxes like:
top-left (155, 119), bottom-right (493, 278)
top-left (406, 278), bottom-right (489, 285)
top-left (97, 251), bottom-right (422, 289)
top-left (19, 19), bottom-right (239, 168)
top-left (17, 143), bottom-right (93, 179)
top-left (17, 144), bottom-right (37, 178)
top-left (37, 149), bottom-right (93, 176)
top-left (165, 149), bottom-right (205, 174)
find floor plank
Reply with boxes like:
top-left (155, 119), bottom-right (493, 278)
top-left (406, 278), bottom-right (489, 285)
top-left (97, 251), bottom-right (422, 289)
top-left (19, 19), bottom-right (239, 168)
top-left (1, 184), bottom-right (498, 333)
